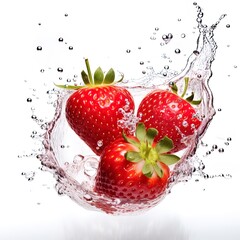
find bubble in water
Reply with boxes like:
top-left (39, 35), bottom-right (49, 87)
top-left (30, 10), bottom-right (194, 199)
top-left (140, 61), bottom-right (144, 65)
top-left (57, 67), bottom-right (63, 72)
top-left (226, 24), bottom-right (230, 28)
top-left (40, 69), bottom-right (45, 73)
top-left (181, 33), bottom-right (186, 38)
top-left (69, 46), bottom-right (73, 50)
top-left (126, 49), bottom-right (131, 53)
top-left (58, 37), bottom-right (64, 42)
top-left (64, 13), bottom-right (68, 17)
top-left (36, 46), bottom-right (42, 51)
top-left (27, 98), bottom-right (32, 102)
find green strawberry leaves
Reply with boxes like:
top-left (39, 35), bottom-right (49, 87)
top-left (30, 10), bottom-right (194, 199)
top-left (55, 59), bottom-right (124, 90)
top-left (170, 77), bottom-right (202, 105)
top-left (124, 123), bottom-right (180, 178)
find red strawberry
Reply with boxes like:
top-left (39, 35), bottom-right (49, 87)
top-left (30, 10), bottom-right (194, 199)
top-left (137, 77), bottom-right (202, 153)
top-left (95, 123), bottom-right (180, 204)
top-left (56, 59), bottom-right (135, 155)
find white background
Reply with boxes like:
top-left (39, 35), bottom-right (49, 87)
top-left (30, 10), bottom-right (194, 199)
top-left (1, 0), bottom-right (240, 239)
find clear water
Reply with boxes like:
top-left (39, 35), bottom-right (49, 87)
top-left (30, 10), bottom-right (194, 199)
top-left (26, 4), bottom-right (229, 215)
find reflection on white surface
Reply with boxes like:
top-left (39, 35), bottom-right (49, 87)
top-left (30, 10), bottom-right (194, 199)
top-left (1, 0), bottom-right (240, 239)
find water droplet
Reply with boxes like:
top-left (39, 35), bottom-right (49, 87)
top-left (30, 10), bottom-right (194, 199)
top-left (227, 137), bottom-right (232, 141)
top-left (212, 144), bottom-right (218, 150)
top-left (164, 65), bottom-right (169, 70)
top-left (168, 33), bottom-right (173, 39)
top-left (36, 46), bottom-right (42, 51)
top-left (40, 69), bottom-right (45, 73)
top-left (69, 46), bottom-right (73, 50)
top-left (162, 34), bottom-right (168, 40)
top-left (150, 36), bottom-right (156, 40)
top-left (226, 24), bottom-right (230, 28)
top-left (218, 148), bottom-right (224, 153)
top-left (57, 67), bottom-right (63, 72)
top-left (126, 49), bottom-right (131, 53)
top-left (140, 61), bottom-right (144, 65)
top-left (64, 13), bottom-right (68, 17)
top-left (224, 142), bottom-right (229, 146)
top-left (181, 33), bottom-right (186, 38)
top-left (182, 120), bottom-right (188, 127)
top-left (234, 65), bottom-right (237, 68)
top-left (142, 70), bottom-right (146, 74)
top-left (38, 23), bottom-right (41, 26)
top-left (155, 27), bottom-right (159, 31)
top-left (97, 140), bottom-right (103, 147)
top-left (27, 98), bottom-right (32, 102)
top-left (58, 37), bottom-right (64, 42)
top-left (178, 18), bottom-right (182, 22)
top-left (217, 108), bottom-right (222, 112)
top-left (175, 48), bottom-right (181, 54)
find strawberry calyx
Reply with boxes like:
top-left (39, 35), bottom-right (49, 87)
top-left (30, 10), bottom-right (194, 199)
top-left (55, 58), bottom-right (124, 90)
top-left (170, 77), bottom-right (202, 105)
top-left (123, 123), bottom-right (180, 178)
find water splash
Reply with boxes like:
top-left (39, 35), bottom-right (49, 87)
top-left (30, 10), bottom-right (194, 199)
top-left (33, 4), bottom-right (227, 215)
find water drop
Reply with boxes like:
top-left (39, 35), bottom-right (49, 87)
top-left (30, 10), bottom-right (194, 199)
top-left (40, 69), bottom-right (45, 73)
top-left (126, 49), bottom-right (131, 53)
top-left (175, 48), bottom-right (181, 54)
top-left (84, 194), bottom-right (93, 201)
top-left (97, 140), bottom-right (103, 147)
top-left (164, 65), bottom-right (169, 70)
top-left (38, 23), bottom-right (41, 26)
top-left (36, 46), bottom-right (42, 51)
top-left (58, 37), bottom-right (64, 42)
top-left (57, 67), bottom-right (63, 72)
top-left (212, 144), bottom-right (218, 150)
top-left (168, 33), bottom-right (173, 39)
top-left (181, 33), bottom-right (186, 38)
top-left (217, 108), bottom-right (222, 112)
top-left (142, 70), bottom-right (146, 74)
top-left (155, 27), bottom-right (159, 31)
top-left (69, 46), bottom-right (73, 50)
top-left (178, 18), bottom-right (181, 22)
top-left (140, 61), bottom-right (144, 65)
top-left (64, 13), bottom-right (68, 17)
top-left (227, 137), bottom-right (232, 141)
top-left (162, 34), bottom-right (168, 40)
top-left (218, 148), bottom-right (224, 153)
top-left (224, 142), bottom-right (229, 146)
top-left (226, 24), bottom-right (230, 28)
top-left (150, 36), bottom-right (156, 40)
top-left (27, 98), bottom-right (32, 102)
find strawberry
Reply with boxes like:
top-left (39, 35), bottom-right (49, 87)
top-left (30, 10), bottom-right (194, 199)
top-left (95, 123), bottom-right (180, 204)
top-left (56, 59), bottom-right (135, 155)
top-left (137, 77), bottom-right (202, 153)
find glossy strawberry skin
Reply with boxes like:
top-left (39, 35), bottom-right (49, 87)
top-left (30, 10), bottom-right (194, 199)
top-left (137, 90), bottom-right (201, 153)
top-left (95, 137), bottom-right (170, 203)
top-left (65, 85), bottom-right (134, 155)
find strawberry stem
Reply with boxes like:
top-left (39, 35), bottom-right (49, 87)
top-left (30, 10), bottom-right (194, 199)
top-left (85, 58), bottom-right (94, 85)
top-left (181, 77), bottom-right (189, 98)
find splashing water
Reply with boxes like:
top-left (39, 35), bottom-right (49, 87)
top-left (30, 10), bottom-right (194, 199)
top-left (31, 4), bottom-right (228, 214)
